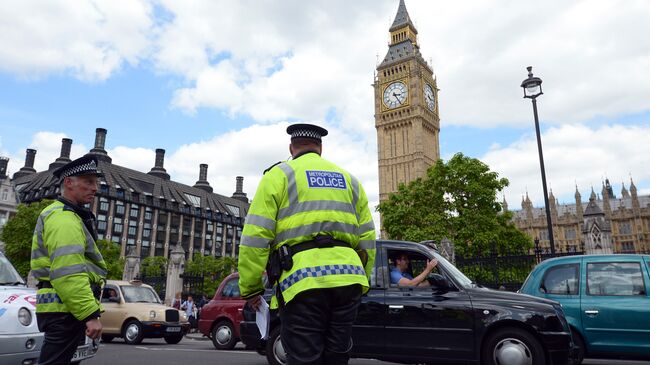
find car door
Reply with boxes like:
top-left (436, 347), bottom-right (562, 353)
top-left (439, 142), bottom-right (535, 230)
top-left (352, 245), bottom-right (386, 356)
top-left (534, 260), bottom-right (582, 332)
top-left (581, 257), bottom-right (650, 355)
top-left (100, 284), bottom-right (125, 333)
top-left (384, 247), bottom-right (474, 362)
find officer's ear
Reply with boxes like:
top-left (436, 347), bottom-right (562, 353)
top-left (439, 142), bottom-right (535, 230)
top-left (289, 143), bottom-right (294, 157)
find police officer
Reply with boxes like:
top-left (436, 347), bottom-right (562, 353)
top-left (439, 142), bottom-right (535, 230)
top-left (238, 123), bottom-right (376, 365)
top-left (30, 155), bottom-right (107, 365)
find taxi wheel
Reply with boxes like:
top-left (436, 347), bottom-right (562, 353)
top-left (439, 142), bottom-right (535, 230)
top-left (123, 320), bottom-right (145, 345)
top-left (482, 327), bottom-right (545, 365)
top-left (266, 326), bottom-right (287, 365)
top-left (164, 335), bottom-right (183, 344)
top-left (570, 329), bottom-right (585, 365)
top-left (211, 320), bottom-right (237, 350)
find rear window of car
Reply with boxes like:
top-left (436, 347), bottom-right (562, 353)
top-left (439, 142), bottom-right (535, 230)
top-left (587, 262), bottom-right (646, 296)
top-left (540, 264), bottom-right (579, 295)
top-left (222, 278), bottom-right (241, 298)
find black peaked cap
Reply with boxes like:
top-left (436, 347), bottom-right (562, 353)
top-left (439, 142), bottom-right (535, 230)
top-left (52, 155), bottom-right (103, 179)
top-left (286, 123), bottom-right (328, 142)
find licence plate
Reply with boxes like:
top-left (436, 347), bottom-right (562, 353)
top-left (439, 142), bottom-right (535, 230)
top-left (72, 348), bottom-right (89, 361)
top-left (166, 326), bottom-right (181, 333)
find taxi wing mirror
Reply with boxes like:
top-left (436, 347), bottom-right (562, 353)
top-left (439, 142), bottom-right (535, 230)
top-left (428, 273), bottom-right (451, 293)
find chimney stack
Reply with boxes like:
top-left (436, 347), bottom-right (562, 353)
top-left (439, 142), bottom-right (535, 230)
top-left (148, 148), bottom-right (170, 180)
top-left (13, 149), bottom-right (37, 179)
top-left (49, 138), bottom-right (73, 170)
top-left (0, 157), bottom-right (8, 180)
top-left (193, 164), bottom-right (213, 193)
top-left (231, 176), bottom-right (248, 203)
top-left (87, 128), bottom-right (112, 162)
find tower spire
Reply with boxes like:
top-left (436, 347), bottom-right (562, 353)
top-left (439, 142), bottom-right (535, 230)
top-left (390, 0), bottom-right (416, 33)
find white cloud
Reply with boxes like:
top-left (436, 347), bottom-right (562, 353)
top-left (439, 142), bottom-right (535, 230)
top-left (0, 0), bottom-right (154, 81)
top-left (483, 124), bottom-right (650, 209)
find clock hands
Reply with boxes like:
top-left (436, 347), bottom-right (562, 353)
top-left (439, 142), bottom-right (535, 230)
top-left (393, 92), bottom-right (404, 105)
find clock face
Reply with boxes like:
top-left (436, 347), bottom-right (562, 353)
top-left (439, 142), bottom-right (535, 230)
top-left (383, 81), bottom-right (408, 109)
top-left (424, 83), bottom-right (435, 111)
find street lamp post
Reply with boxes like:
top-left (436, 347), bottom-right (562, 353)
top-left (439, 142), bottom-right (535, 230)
top-left (521, 66), bottom-right (555, 254)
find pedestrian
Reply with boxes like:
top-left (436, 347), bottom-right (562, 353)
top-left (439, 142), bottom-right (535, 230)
top-left (181, 295), bottom-right (197, 331)
top-left (30, 155), bottom-right (107, 365)
top-left (171, 292), bottom-right (182, 309)
top-left (238, 123), bottom-right (376, 365)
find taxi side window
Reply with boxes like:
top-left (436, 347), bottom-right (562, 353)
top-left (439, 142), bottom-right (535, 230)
top-left (387, 249), bottom-right (439, 287)
top-left (222, 278), bottom-right (241, 298)
top-left (540, 264), bottom-right (579, 295)
top-left (101, 285), bottom-right (120, 302)
top-left (587, 262), bottom-right (646, 296)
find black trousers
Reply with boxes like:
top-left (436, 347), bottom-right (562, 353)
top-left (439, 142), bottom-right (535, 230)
top-left (279, 284), bottom-right (362, 365)
top-left (36, 313), bottom-right (86, 365)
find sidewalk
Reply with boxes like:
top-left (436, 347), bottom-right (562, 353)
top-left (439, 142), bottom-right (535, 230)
top-left (185, 331), bottom-right (209, 341)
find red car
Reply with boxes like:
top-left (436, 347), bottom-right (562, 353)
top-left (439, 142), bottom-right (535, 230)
top-left (198, 272), bottom-right (246, 350)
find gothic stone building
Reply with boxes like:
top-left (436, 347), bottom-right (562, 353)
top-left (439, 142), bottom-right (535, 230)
top-left (10, 128), bottom-right (249, 260)
top-left (374, 0), bottom-right (441, 204)
top-left (511, 179), bottom-right (650, 255)
top-left (0, 157), bottom-right (19, 252)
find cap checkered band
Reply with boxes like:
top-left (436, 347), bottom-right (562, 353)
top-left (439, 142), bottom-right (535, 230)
top-left (290, 129), bottom-right (322, 141)
top-left (279, 264), bottom-right (366, 292)
top-left (37, 292), bottom-right (62, 304)
top-left (60, 160), bottom-right (98, 178)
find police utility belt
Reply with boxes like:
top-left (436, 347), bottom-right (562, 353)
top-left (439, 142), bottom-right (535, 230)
top-left (37, 281), bottom-right (103, 300)
top-left (266, 236), bottom-right (368, 292)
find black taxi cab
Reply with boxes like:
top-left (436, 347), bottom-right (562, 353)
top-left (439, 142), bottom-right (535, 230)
top-left (240, 240), bottom-right (575, 365)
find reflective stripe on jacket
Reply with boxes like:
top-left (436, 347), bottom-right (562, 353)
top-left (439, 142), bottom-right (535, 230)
top-left (238, 152), bottom-right (376, 305)
top-left (30, 200), bottom-right (107, 320)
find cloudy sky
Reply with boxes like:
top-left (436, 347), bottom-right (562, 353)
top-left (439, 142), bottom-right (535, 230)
top-left (1, 0), bottom-right (649, 227)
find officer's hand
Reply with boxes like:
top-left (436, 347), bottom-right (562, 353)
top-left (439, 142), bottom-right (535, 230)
top-left (247, 295), bottom-right (262, 311)
top-left (86, 318), bottom-right (103, 340)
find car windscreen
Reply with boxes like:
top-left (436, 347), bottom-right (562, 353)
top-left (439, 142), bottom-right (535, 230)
top-left (432, 251), bottom-right (474, 288)
top-left (0, 254), bottom-right (26, 285)
top-left (120, 285), bottom-right (161, 303)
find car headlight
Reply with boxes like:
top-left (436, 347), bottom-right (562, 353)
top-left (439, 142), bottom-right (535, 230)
top-left (18, 307), bottom-right (32, 326)
top-left (149, 310), bottom-right (156, 319)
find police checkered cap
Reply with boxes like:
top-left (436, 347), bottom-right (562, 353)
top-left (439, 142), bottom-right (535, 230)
top-left (53, 155), bottom-right (102, 179)
top-left (286, 123), bottom-right (328, 142)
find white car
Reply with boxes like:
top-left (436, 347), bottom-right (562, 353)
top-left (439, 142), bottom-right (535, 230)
top-left (0, 252), bottom-right (98, 364)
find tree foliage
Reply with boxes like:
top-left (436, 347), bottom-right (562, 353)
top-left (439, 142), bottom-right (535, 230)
top-left (1, 200), bottom-right (53, 276)
top-left (185, 254), bottom-right (238, 297)
top-left (96, 239), bottom-right (124, 279)
top-left (378, 153), bottom-right (532, 258)
top-left (141, 256), bottom-right (168, 277)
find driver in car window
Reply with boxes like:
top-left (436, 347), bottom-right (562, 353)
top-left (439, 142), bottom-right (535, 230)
top-left (390, 252), bottom-right (438, 287)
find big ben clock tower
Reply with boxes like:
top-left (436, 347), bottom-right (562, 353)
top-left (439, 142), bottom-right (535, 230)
top-left (375, 0), bottom-right (440, 204)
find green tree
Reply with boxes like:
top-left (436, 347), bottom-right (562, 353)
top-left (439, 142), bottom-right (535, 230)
top-left (140, 256), bottom-right (168, 277)
top-left (185, 254), bottom-right (238, 297)
top-left (1, 200), bottom-right (53, 276)
top-left (378, 153), bottom-right (532, 258)
top-left (96, 239), bottom-right (124, 279)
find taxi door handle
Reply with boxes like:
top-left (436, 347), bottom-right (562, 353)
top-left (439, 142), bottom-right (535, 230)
top-left (389, 305), bottom-right (404, 309)
top-left (584, 310), bottom-right (599, 316)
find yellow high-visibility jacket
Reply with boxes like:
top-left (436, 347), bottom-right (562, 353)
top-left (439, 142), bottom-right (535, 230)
top-left (30, 199), bottom-right (107, 321)
top-left (238, 152), bottom-right (376, 305)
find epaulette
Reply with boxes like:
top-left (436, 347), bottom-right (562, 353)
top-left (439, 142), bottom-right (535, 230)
top-left (263, 161), bottom-right (283, 175)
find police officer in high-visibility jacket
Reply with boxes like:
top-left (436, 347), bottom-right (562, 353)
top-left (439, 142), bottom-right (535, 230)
top-left (30, 155), bottom-right (107, 365)
top-left (238, 123), bottom-right (376, 365)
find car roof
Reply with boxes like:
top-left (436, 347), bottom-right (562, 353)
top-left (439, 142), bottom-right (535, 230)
top-left (537, 254), bottom-right (650, 266)
top-left (106, 279), bottom-right (154, 288)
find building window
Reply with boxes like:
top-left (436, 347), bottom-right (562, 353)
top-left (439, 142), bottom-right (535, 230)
top-left (115, 201), bottom-right (125, 216)
top-left (619, 221), bottom-right (632, 235)
top-left (184, 193), bottom-right (201, 207)
top-left (1, 189), bottom-right (8, 200)
top-left (130, 204), bottom-right (140, 218)
top-left (128, 220), bottom-right (137, 236)
top-left (226, 204), bottom-right (240, 217)
top-left (97, 214), bottom-right (107, 232)
top-left (621, 242), bottom-right (635, 253)
top-left (539, 230), bottom-right (549, 241)
top-left (144, 208), bottom-right (153, 221)
top-left (113, 218), bottom-right (123, 234)
top-left (564, 227), bottom-right (576, 240)
top-left (99, 198), bottom-right (109, 212)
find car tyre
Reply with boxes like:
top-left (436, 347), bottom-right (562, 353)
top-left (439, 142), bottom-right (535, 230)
top-left (266, 326), bottom-right (287, 365)
top-left (211, 320), bottom-right (237, 350)
top-left (164, 334), bottom-right (184, 344)
top-left (482, 327), bottom-right (545, 365)
top-left (123, 320), bottom-right (145, 345)
top-left (570, 328), bottom-right (585, 365)
top-left (101, 335), bottom-right (114, 343)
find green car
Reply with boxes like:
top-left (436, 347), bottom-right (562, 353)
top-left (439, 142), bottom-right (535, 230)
top-left (519, 254), bottom-right (650, 364)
